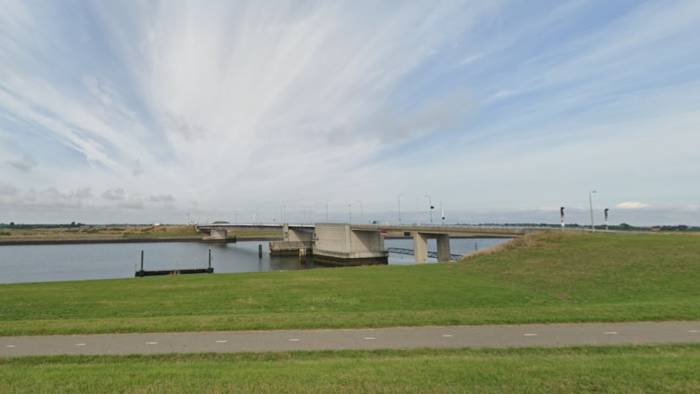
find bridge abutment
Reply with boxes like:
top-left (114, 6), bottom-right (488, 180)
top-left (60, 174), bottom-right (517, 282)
top-left (269, 224), bottom-right (314, 256)
top-left (312, 224), bottom-right (388, 266)
top-left (203, 228), bottom-right (228, 241)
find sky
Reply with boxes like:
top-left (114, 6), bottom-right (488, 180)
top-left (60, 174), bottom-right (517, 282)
top-left (1, 0), bottom-right (699, 225)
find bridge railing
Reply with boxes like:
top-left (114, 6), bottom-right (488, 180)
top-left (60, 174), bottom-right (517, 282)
top-left (386, 247), bottom-right (463, 260)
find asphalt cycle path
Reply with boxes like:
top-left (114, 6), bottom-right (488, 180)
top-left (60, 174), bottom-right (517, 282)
top-left (2, 321), bottom-right (699, 357)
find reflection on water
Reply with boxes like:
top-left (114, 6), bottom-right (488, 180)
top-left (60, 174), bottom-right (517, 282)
top-left (0, 238), bottom-right (510, 284)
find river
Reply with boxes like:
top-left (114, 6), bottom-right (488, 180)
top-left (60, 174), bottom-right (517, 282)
top-left (0, 238), bottom-right (509, 284)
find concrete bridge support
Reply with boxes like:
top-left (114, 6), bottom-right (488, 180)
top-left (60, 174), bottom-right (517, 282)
top-left (269, 224), bottom-right (314, 256)
top-left (313, 224), bottom-right (388, 266)
top-left (412, 232), bottom-right (452, 263)
top-left (204, 228), bottom-right (228, 241)
top-left (436, 234), bottom-right (451, 262)
top-left (412, 232), bottom-right (429, 263)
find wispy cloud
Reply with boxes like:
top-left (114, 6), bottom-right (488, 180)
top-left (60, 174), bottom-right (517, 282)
top-left (0, 0), bottom-right (698, 224)
top-left (617, 201), bottom-right (651, 210)
top-left (5, 154), bottom-right (36, 172)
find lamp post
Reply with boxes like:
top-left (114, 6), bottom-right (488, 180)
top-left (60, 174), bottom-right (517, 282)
top-left (589, 190), bottom-right (597, 231)
top-left (560, 207), bottom-right (565, 229)
top-left (348, 203), bottom-right (352, 224)
top-left (440, 202), bottom-right (445, 225)
top-left (604, 208), bottom-right (609, 231)
top-left (397, 194), bottom-right (404, 224)
top-left (425, 194), bottom-right (434, 224)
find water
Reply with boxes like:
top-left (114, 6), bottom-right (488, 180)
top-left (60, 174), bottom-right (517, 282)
top-left (0, 238), bottom-right (509, 284)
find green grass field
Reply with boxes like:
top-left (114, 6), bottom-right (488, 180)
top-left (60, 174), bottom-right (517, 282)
top-left (1, 345), bottom-right (699, 393)
top-left (1, 231), bottom-right (699, 336)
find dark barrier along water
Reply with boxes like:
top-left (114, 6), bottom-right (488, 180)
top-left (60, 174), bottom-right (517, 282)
top-left (134, 249), bottom-right (214, 277)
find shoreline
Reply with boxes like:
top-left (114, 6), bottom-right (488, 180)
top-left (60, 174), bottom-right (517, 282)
top-left (0, 236), bottom-right (283, 246)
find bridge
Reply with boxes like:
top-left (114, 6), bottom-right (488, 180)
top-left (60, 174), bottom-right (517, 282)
top-left (195, 223), bottom-right (524, 266)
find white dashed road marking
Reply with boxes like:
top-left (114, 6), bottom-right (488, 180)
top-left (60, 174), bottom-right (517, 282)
top-left (523, 333), bottom-right (538, 337)
top-left (441, 334), bottom-right (453, 338)
top-left (216, 340), bottom-right (228, 343)
top-left (288, 338), bottom-right (300, 342)
top-left (146, 341), bottom-right (158, 345)
top-left (5, 345), bottom-right (15, 348)
top-left (689, 330), bottom-right (700, 333)
top-left (604, 331), bottom-right (619, 335)
top-left (75, 343), bottom-right (86, 346)
top-left (363, 337), bottom-right (376, 340)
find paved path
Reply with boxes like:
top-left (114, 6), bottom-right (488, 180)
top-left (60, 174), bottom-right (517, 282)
top-left (1, 321), bottom-right (699, 358)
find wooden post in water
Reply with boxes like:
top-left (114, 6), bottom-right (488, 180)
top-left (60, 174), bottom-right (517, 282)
top-left (140, 250), bottom-right (144, 272)
top-left (208, 248), bottom-right (212, 269)
top-left (258, 244), bottom-right (263, 259)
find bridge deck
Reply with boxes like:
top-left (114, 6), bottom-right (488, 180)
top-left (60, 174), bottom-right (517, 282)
top-left (197, 223), bottom-right (524, 237)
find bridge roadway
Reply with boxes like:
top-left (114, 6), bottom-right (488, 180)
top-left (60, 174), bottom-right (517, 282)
top-left (196, 223), bottom-right (524, 264)
top-left (196, 223), bottom-right (524, 238)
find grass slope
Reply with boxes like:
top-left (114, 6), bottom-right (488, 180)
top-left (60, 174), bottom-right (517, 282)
top-left (1, 346), bottom-right (700, 393)
top-left (1, 232), bottom-right (699, 335)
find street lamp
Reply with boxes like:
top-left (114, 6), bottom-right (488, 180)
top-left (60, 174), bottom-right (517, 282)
top-left (397, 194), bottom-right (404, 224)
top-left (560, 207), bottom-right (565, 229)
top-left (425, 195), bottom-right (434, 224)
top-left (589, 190), bottom-right (597, 231)
top-left (604, 208), bottom-right (610, 231)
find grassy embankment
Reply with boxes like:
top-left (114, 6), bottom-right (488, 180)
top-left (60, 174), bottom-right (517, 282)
top-left (1, 231), bottom-right (698, 336)
top-left (0, 225), bottom-right (281, 242)
top-left (1, 346), bottom-right (700, 392)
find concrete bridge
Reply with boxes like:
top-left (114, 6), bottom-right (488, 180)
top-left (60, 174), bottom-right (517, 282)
top-left (195, 223), bottom-right (523, 266)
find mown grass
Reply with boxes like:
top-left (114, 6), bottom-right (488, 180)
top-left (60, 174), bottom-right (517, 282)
top-left (1, 345), bottom-right (700, 393)
top-left (1, 231), bottom-right (699, 335)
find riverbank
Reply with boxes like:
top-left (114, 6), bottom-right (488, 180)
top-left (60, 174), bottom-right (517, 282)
top-left (0, 224), bottom-right (282, 245)
top-left (2, 345), bottom-right (699, 392)
top-left (1, 231), bottom-right (698, 336)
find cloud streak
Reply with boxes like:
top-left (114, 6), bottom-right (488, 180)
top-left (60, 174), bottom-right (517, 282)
top-left (0, 0), bottom-right (699, 224)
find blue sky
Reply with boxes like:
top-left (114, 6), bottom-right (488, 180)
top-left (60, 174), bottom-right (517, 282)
top-left (1, 0), bottom-right (699, 225)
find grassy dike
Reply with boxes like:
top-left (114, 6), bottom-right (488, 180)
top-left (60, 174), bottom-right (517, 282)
top-left (1, 231), bottom-right (699, 336)
top-left (1, 346), bottom-right (700, 393)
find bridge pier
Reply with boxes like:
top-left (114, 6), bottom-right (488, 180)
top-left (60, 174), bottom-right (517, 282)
top-left (313, 224), bottom-right (388, 266)
top-left (436, 234), bottom-right (451, 262)
top-left (412, 232), bottom-right (429, 263)
top-left (203, 228), bottom-right (228, 241)
top-left (269, 224), bottom-right (314, 256)
top-left (412, 232), bottom-right (451, 263)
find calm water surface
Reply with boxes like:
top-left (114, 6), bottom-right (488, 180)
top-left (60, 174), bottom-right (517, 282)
top-left (0, 238), bottom-right (509, 284)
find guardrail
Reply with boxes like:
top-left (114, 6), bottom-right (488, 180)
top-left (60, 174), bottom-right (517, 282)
top-left (386, 247), bottom-right (463, 260)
